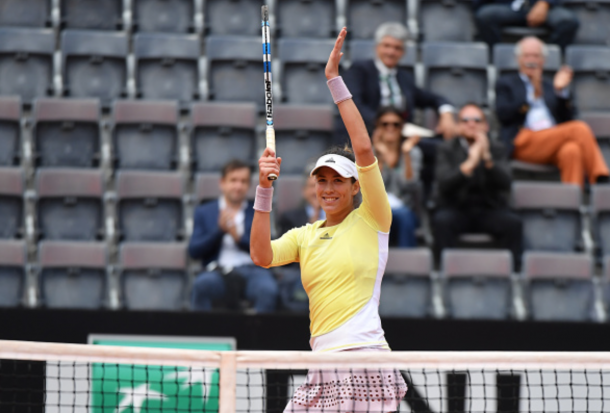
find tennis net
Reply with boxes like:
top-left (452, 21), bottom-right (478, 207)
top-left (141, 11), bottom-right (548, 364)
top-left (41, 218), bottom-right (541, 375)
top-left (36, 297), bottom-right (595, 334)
top-left (0, 339), bottom-right (609, 412)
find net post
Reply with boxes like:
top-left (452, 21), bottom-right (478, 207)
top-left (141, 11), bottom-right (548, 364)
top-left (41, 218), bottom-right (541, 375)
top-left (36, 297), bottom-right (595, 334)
top-left (219, 351), bottom-right (237, 413)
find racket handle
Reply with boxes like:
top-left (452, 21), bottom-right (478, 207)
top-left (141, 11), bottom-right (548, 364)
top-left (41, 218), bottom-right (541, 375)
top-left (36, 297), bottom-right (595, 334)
top-left (266, 127), bottom-right (278, 181)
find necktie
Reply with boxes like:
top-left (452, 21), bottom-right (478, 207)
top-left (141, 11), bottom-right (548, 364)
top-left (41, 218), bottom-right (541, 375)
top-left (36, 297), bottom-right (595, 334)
top-left (385, 75), bottom-right (396, 107)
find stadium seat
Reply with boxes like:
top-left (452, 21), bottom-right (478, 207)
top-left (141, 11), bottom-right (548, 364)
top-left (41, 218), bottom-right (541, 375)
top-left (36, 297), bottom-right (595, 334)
top-left (563, 0), bottom-right (610, 45)
top-left (348, 39), bottom-right (416, 76)
top-left (602, 255), bottom-right (610, 318)
top-left (61, 30), bottom-right (128, 105)
top-left (0, 240), bottom-right (26, 307)
top-left (33, 98), bottom-right (101, 168)
top-left (0, 0), bottom-right (52, 27)
top-left (591, 185), bottom-right (610, 258)
top-left (36, 169), bottom-right (104, 241)
top-left (512, 181), bottom-right (582, 252)
top-left (379, 248), bottom-right (434, 318)
top-left (204, 0), bottom-right (263, 36)
top-left (205, 36), bottom-right (263, 108)
top-left (0, 97), bottom-right (21, 166)
top-left (116, 171), bottom-right (185, 242)
top-left (0, 28), bottom-right (55, 104)
top-left (112, 100), bottom-right (179, 171)
top-left (0, 168), bottom-right (24, 239)
top-left (119, 242), bottom-right (188, 310)
top-left (190, 102), bottom-right (256, 172)
top-left (273, 105), bottom-right (334, 174)
top-left (274, 0), bottom-right (336, 38)
top-left (419, 0), bottom-right (475, 42)
top-left (493, 43), bottom-right (561, 80)
top-left (278, 38), bottom-right (336, 105)
top-left (581, 112), bottom-right (610, 168)
top-left (38, 241), bottom-right (107, 309)
top-left (441, 249), bottom-right (513, 319)
top-left (194, 172), bottom-right (256, 204)
top-left (134, 33), bottom-right (200, 104)
top-left (566, 46), bottom-right (610, 112)
top-left (346, 0), bottom-right (408, 39)
top-left (523, 252), bottom-right (594, 322)
top-left (60, 0), bottom-right (123, 30)
top-left (509, 160), bottom-right (560, 182)
top-left (132, 0), bottom-right (194, 33)
top-left (422, 42), bottom-right (488, 108)
top-left (274, 174), bottom-right (305, 216)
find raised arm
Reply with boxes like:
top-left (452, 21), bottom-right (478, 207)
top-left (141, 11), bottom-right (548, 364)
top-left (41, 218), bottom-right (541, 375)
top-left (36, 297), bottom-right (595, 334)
top-left (326, 28), bottom-right (375, 167)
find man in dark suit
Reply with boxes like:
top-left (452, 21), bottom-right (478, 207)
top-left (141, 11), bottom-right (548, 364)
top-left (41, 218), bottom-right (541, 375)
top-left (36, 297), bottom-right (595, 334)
top-left (434, 103), bottom-right (523, 269)
top-left (189, 159), bottom-right (278, 313)
top-left (496, 36), bottom-right (608, 187)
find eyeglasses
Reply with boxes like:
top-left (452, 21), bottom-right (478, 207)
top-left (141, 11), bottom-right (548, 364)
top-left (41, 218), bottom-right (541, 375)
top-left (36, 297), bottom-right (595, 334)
top-left (381, 122), bottom-right (402, 128)
top-left (460, 117), bottom-right (483, 123)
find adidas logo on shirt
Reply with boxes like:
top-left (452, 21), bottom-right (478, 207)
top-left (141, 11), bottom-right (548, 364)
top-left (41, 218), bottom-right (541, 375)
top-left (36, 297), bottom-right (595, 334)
top-left (320, 233), bottom-right (332, 240)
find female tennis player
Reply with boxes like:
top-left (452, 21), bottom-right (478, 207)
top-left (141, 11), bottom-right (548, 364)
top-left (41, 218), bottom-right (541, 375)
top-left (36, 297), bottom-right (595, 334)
top-left (251, 27), bottom-right (407, 413)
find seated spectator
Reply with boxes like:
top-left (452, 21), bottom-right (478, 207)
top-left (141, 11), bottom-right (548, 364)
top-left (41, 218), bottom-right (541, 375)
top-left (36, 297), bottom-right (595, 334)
top-left (373, 107), bottom-right (420, 247)
top-left (278, 173), bottom-right (325, 236)
top-left (496, 37), bottom-right (609, 187)
top-left (434, 103), bottom-right (523, 269)
top-left (474, 0), bottom-right (578, 50)
top-left (189, 160), bottom-right (278, 313)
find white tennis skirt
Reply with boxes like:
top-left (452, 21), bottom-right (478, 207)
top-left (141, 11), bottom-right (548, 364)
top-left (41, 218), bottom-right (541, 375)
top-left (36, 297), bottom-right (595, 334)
top-left (283, 347), bottom-right (408, 413)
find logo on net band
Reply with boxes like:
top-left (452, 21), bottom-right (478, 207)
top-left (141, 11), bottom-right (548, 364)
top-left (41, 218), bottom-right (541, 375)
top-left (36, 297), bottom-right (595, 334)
top-left (320, 233), bottom-right (333, 240)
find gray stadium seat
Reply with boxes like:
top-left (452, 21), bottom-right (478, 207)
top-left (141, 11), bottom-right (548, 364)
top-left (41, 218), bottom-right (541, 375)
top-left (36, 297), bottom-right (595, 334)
top-left (134, 33), bottom-right (200, 104)
top-left (423, 42), bottom-right (488, 108)
top-left (493, 43), bottom-right (561, 80)
top-left (603, 255), bottom-right (610, 318)
top-left (113, 100), bottom-right (179, 171)
top-left (0, 97), bottom-right (21, 166)
top-left (119, 242), bottom-right (187, 310)
top-left (0, 0), bottom-right (52, 27)
top-left (346, 0), bottom-right (407, 39)
top-left (33, 98), bottom-right (100, 168)
top-left (36, 169), bottom-right (104, 241)
top-left (379, 248), bottom-right (433, 318)
top-left (512, 181), bottom-right (582, 252)
top-left (61, 30), bottom-right (128, 105)
top-left (566, 46), bottom-right (610, 112)
top-left (441, 249), bottom-right (513, 319)
top-left (60, 0), bottom-right (123, 30)
top-left (0, 240), bottom-right (26, 307)
top-left (581, 112), bottom-right (610, 168)
top-left (204, 0), bottom-right (263, 36)
top-left (278, 38), bottom-right (336, 105)
top-left (275, 0), bottom-right (336, 38)
top-left (0, 168), bottom-right (24, 239)
top-left (205, 36), bottom-right (262, 108)
top-left (116, 171), bottom-right (185, 242)
top-left (38, 241), bottom-right (107, 309)
top-left (563, 0), bottom-right (610, 45)
top-left (194, 172), bottom-right (256, 204)
top-left (419, 0), bottom-right (475, 42)
top-left (275, 174), bottom-right (305, 216)
top-left (0, 28), bottom-right (55, 104)
top-left (591, 185), bottom-right (610, 258)
top-left (133, 0), bottom-right (194, 33)
top-left (274, 105), bottom-right (334, 174)
top-left (190, 102), bottom-right (256, 172)
top-left (349, 39), bottom-right (416, 76)
top-left (523, 251), bottom-right (594, 321)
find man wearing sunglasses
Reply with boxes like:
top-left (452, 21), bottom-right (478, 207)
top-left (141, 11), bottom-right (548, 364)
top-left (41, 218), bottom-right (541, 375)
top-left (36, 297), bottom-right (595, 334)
top-left (434, 103), bottom-right (523, 270)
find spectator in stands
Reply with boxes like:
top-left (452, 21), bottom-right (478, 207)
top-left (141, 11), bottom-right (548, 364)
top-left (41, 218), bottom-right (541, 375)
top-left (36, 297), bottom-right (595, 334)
top-left (434, 103), bottom-right (523, 269)
top-left (189, 160), bottom-right (278, 313)
top-left (496, 37), bottom-right (609, 187)
top-left (277, 173), bottom-right (325, 236)
top-left (373, 106), bottom-right (420, 247)
top-left (474, 0), bottom-right (579, 50)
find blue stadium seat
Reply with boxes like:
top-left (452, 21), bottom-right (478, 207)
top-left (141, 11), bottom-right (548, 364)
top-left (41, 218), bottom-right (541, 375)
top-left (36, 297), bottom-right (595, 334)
top-left (204, 0), bottom-right (263, 36)
top-left (38, 241), bottom-right (107, 309)
top-left (419, 0), bottom-right (475, 42)
top-left (0, 240), bottom-right (26, 307)
top-left (0, 168), bottom-right (24, 239)
top-left (346, 0), bottom-right (408, 39)
top-left (113, 100), bottom-right (179, 171)
top-left (566, 46), bottom-right (610, 112)
top-left (0, 28), bottom-right (55, 104)
top-left (349, 39), bottom-right (416, 76)
top-left (36, 169), bottom-right (104, 241)
top-left (205, 36), bottom-right (262, 108)
top-left (60, 0), bottom-right (123, 30)
top-left (61, 30), bottom-right (128, 106)
top-left (0, 0), bottom-right (52, 27)
top-left (563, 0), bottom-right (610, 45)
top-left (0, 97), bottom-right (21, 166)
top-left (134, 33), bottom-right (200, 104)
top-left (524, 252), bottom-right (594, 322)
top-left (379, 248), bottom-right (434, 318)
top-left (190, 102), bottom-right (257, 172)
top-left (116, 171), bottom-right (185, 242)
top-left (441, 249), bottom-right (513, 319)
top-left (493, 43), bottom-right (561, 80)
top-left (33, 98), bottom-right (101, 168)
top-left (119, 242), bottom-right (187, 310)
top-left (274, 0), bottom-right (336, 38)
top-left (132, 0), bottom-right (194, 33)
top-left (512, 182), bottom-right (582, 252)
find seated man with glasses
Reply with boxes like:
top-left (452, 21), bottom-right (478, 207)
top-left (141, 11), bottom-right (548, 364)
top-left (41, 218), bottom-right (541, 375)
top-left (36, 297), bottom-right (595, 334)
top-left (433, 103), bottom-right (523, 270)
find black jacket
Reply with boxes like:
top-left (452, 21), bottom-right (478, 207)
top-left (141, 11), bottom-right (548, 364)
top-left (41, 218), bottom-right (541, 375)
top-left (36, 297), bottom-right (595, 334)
top-left (277, 206), bottom-right (309, 237)
top-left (495, 73), bottom-right (575, 156)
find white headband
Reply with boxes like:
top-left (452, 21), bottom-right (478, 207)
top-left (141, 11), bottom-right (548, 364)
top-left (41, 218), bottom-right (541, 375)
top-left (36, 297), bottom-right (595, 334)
top-left (310, 154), bottom-right (359, 180)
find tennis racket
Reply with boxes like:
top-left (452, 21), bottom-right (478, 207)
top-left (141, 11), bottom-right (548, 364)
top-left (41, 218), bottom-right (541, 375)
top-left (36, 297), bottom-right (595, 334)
top-left (261, 5), bottom-right (277, 181)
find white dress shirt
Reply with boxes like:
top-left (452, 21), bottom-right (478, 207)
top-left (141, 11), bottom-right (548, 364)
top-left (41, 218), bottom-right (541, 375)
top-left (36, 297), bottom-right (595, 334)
top-left (217, 196), bottom-right (252, 270)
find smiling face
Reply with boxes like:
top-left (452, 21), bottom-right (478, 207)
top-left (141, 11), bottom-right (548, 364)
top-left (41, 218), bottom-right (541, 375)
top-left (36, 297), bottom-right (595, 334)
top-left (375, 35), bottom-right (405, 69)
top-left (314, 167), bottom-right (360, 220)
